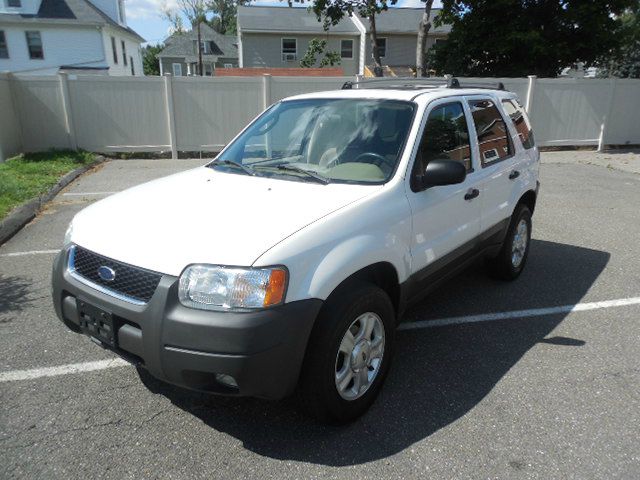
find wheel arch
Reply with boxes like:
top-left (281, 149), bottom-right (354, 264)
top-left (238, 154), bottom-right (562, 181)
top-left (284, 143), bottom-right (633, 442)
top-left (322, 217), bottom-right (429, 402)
top-left (516, 188), bottom-right (537, 215)
top-left (324, 262), bottom-right (401, 317)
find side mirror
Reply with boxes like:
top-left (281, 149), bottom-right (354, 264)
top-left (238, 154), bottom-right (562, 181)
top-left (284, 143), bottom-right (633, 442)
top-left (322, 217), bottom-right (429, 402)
top-left (420, 159), bottom-right (467, 189)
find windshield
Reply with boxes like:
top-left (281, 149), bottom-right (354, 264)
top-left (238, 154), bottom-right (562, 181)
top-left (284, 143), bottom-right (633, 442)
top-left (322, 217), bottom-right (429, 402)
top-left (213, 98), bottom-right (416, 184)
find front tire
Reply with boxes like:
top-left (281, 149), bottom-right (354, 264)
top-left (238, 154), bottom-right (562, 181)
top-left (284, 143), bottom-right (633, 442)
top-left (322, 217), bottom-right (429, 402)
top-left (486, 204), bottom-right (532, 280)
top-left (298, 284), bottom-right (395, 424)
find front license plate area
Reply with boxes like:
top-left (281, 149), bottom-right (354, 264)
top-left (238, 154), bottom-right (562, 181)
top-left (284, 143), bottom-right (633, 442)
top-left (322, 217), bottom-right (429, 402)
top-left (77, 299), bottom-right (115, 347)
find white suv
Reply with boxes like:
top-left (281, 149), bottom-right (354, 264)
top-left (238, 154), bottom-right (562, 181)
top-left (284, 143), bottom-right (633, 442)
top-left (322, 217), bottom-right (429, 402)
top-left (53, 79), bottom-right (539, 423)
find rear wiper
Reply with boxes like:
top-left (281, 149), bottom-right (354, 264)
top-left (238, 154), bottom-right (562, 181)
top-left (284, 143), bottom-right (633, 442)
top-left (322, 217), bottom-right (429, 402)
top-left (210, 159), bottom-right (255, 176)
top-left (255, 164), bottom-right (329, 185)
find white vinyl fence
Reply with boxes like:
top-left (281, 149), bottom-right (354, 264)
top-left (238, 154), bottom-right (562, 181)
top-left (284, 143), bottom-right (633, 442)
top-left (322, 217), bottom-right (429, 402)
top-left (1, 72), bottom-right (639, 161)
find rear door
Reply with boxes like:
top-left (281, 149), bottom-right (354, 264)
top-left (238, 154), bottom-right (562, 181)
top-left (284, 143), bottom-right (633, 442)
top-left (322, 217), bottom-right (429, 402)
top-left (406, 97), bottom-right (482, 281)
top-left (465, 95), bottom-right (522, 236)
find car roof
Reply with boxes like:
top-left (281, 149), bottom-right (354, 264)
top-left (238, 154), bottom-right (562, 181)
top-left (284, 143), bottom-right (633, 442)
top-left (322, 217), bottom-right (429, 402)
top-left (285, 87), bottom-right (515, 104)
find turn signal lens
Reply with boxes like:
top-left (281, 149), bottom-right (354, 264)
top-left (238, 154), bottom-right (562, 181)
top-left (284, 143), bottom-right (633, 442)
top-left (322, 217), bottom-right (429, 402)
top-left (264, 268), bottom-right (287, 307)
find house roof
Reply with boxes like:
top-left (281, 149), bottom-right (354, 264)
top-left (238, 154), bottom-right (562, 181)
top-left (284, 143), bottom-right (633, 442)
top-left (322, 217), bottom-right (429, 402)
top-left (158, 23), bottom-right (238, 60)
top-left (358, 8), bottom-right (451, 34)
top-left (237, 5), bottom-right (360, 34)
top-left (0, 0), bottom-right (145, 42)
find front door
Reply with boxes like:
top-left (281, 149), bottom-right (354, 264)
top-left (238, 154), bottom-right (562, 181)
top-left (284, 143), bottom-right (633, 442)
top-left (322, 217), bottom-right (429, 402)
top-left (406, 98), bottom-right (482, 282)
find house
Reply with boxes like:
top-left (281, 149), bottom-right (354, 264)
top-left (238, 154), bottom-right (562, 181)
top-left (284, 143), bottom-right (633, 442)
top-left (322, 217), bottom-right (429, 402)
top-left (237, 5), bottom-right (361, 75)
top-left (157, 23), bottom-right (238, 76)
top-left (236, 6), bottom-right (451, 76)
top-left (0, 0), bottom-right (145, 75)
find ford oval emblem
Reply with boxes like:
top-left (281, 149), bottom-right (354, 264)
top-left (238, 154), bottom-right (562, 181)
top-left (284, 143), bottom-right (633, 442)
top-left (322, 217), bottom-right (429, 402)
top-left (97, 266), bottom-right (116, 282)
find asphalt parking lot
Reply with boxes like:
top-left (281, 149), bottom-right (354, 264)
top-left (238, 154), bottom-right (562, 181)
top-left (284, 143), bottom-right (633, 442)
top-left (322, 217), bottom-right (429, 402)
top-left (1, 151), bottom-right (639, 479)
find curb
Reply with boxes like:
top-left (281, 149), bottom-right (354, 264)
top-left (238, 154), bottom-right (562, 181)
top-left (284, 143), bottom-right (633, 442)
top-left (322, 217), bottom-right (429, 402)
top-left (0, 155), bottom-right (106, 247)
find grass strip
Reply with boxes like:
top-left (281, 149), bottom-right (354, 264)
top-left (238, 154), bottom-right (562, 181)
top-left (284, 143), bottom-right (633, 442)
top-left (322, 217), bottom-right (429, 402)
top-left (0, 150), bottom-right (95, 220)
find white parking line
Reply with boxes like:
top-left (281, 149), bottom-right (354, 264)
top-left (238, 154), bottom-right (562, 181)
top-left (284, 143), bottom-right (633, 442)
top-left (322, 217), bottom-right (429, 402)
top-left (62, 192), bottom-right (117, 196)
top-left (0, 249), bottom-right (59, 257)
top-left (0, 359), bottom-right (130, 383)
top-left (399, 296), bottom-right (640, 330)
top-left (1, 296), bottom-right (639, 383)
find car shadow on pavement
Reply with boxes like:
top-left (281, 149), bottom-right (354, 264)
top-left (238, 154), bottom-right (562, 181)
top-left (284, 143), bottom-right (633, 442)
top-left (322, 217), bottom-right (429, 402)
top-left (137, 239), bottom-right (609, 466)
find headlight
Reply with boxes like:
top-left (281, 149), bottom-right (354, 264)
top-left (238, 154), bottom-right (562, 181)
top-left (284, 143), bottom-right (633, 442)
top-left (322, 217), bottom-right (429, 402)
top-left (63, 221), bottom-right (74, 247)
top-left (178, 265), bottom-right (288, 311)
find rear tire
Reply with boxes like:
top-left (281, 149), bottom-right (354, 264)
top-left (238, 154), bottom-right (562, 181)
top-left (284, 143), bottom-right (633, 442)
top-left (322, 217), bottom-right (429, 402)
top-left (486, 204), bottom-right (532, 280)
top-left (298, 284), bottom-right (395, 424)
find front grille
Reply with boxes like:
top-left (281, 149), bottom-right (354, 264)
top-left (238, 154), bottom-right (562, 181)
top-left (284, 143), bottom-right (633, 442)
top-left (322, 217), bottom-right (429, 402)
top-left (70, 246), bottom-right (162, 303)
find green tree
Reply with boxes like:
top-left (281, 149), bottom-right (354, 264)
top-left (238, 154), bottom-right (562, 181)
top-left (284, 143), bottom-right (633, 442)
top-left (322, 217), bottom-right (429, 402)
top-left (298, 0), bottom-right (398, 76)
top-left (299, 38), bottom-right (341, 67)
top-left (598, 6), bottom-right (640, 78)
top-left (208, 0), bottom-right (250, 34)
top-left (433, 0), bottom-right (635, 77)
top-left (142, 43), bottom-right (164, 76)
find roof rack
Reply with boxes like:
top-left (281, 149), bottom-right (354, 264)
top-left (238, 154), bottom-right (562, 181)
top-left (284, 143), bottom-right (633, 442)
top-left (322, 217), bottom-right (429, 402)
top-left (341, 77), bottom-right (505, 91)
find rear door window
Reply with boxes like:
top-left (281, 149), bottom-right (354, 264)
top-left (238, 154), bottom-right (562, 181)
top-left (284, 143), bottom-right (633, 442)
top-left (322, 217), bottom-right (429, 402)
top-left (468, 99), bottom-right (513, 167)
top-left (502, 99), bottom-right (535, 150)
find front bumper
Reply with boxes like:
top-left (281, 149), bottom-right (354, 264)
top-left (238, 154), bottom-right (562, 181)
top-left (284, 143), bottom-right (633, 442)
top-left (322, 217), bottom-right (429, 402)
top-left (52, 249), bottom-right (322, 399)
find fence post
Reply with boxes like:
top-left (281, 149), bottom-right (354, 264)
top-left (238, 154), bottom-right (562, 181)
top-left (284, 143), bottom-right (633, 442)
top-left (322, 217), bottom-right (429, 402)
top-left (6, 73), bottom-right (25, 157)
top-left (262, 74), bottom-right (272, 110)
top-left (598, 78), bottom-right (618, 152)
top-left (525, 75), bottom-right (536, 114)
top-left (163, 74), bottom-right (178, 160)
top-left (58, 72), bottom-right (78, 150)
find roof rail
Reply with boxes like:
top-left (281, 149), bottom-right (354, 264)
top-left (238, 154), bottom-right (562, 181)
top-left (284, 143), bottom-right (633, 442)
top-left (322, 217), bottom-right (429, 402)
top-left (342, 77), bottom-right (505, 91)
top-left (449, 79), bottom-right (506, 91)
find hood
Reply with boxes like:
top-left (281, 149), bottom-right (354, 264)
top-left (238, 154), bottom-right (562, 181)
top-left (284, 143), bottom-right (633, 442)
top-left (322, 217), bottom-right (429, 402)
top-left (70, 167), bottom-right (379, 276)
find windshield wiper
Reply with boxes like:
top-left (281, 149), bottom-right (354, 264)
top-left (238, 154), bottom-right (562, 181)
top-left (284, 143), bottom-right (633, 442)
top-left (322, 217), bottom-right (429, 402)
top-left (210, 159), bottom-right (255, 176)
top-left (254, 164), bottom-right (329, 185)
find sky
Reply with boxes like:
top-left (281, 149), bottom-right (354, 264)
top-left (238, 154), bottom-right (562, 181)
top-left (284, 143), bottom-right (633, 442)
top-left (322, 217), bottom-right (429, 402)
top-left (126, 0), bottom-right (443, 46)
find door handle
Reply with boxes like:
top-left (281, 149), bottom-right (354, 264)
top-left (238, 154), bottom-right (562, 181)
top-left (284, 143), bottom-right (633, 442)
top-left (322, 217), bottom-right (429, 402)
top-left (509, 170), bottom-right (520, 180)
top-left (464, 188), bottom-right (480, 201)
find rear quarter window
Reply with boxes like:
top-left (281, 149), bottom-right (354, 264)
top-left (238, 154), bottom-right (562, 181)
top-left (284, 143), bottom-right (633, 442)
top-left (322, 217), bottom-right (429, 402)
top-left (501, 99), bottom-right (535, 150)
top-left (468, 99), bottom-right (513, 167)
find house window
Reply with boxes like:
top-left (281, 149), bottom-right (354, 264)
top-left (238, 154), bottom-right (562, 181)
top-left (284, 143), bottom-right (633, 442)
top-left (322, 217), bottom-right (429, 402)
top-left (130, 56), bottom-right (134, 75)
top-left (340, 39), bottom-right (353, 59)
top-left (375, 37), bottom-right (386, 58)
top-left (25, 31), bottom-right (43, 59)
top-left (8, 0), bottom-right (21, 7)
top-left (172, 63), bottom-right (182, 76)
top-left (111, 36), bottom-right (118, 64)
top-left (0, 31), bottom-right (8, 59)
top-left (122, 41), bottom-right (127, 65)
top-left (281, 38), bottom-right (296, 62)
top-left (224, 63), bottom-right (233, 68)
top-left (194, 41), bottom-right (213, 55)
